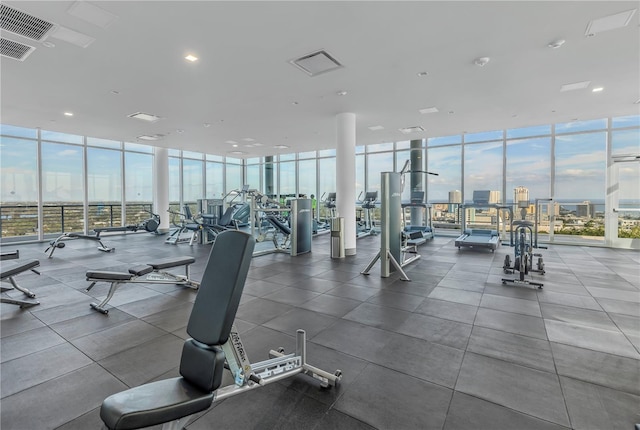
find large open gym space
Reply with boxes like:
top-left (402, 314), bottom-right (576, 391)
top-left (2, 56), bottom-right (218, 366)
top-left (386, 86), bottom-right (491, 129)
top-left (1, 1), bottom-right (639, 429)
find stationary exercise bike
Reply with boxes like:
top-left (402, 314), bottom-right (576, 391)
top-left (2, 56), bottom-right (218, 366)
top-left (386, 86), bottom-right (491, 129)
top-left (502, 188), bottom-right (545, 288)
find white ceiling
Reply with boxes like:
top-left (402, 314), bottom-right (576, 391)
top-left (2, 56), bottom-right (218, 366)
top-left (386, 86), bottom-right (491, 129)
top-left (1, 1), bottom-right (639, 157)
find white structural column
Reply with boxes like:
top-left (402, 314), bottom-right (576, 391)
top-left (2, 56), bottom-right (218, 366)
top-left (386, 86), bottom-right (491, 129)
top-left (154, 147), bottom-right (170, 233)
top-left (336, 112), bottom-right (357, 255)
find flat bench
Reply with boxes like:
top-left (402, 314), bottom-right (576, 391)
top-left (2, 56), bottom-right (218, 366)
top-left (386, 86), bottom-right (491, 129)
top-left (86, 256), bottom-right (198, 314)
top-left (1, 251), bottom-right (40, 308)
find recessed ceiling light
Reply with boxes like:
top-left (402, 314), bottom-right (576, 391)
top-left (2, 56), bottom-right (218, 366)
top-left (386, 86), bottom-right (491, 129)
top-left (203, 123), bottom-right (211, 128)
top-left (368, 125), bottom-right (384, 131)
top-left (416, 71), bottom-right (428, 77)
top-left (337, 90), bottom-right (348, 96)
top-left (473, 57), bottom-right (490, 67)
top-left (592, 87), bottom-right (604, 92)
top-left (419, 107), bottom-right (439, 114)
top-left (274, 145), bottom-right (289, 149)
top-left (243, 138), bottom-right (255, 142)
top-left (225, 140), bottom-right (237, 144)
top-left (42, 41), bottom-right (55, 48)
top-left (547, 39), bottom-right (565, 49)
top-left (244, 144), bottom-right (254, 148)
top-left (560, 81), bottom-right (591, 92)
top-left (585, 9), bottom-right (636, 36)
top-left (127, 112), bottom-right (161, 122)
top-left (229, 151), bottom-right (245, 155)
top-left (232, 144), bottom-right (238, 147)
top-left (253, 142), bottom-right (263, 146)
top-left (64, 112), bottom-right (73, 116)
top-left (185, 54), bottom-right (198, 62)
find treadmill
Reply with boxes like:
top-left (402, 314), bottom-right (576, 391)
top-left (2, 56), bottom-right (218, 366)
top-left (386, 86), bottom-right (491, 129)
top-left (402, 191), bottom-right (434, 246)
top-left (455, 190), bottom-right (502, 252)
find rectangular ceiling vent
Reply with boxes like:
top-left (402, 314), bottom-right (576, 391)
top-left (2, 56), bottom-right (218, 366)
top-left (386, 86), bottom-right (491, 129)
top-left (1, 37), bottom-right (35, 61)
top-left (290, 50), bottom-right (343, 77)
top-left (399, 126), bottom-right (425, 134)
top-left (1, 4), bottom-right (56, 41)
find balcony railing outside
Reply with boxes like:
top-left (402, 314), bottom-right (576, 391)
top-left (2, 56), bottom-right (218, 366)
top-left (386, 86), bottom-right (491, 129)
top-left (0, 202), bottom-right (153, 240)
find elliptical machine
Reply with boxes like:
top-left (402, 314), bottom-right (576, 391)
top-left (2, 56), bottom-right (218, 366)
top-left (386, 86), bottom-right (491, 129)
top-left (502, 187), bottom-right (545, 288)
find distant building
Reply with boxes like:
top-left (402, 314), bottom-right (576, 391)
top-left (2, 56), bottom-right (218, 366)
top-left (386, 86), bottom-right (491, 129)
top-left (489, 190), bottom-right (501, 204)
top-left (448, 190), bottom-right (461, 213)
top-left (576, 201), bottom-right (594, 218)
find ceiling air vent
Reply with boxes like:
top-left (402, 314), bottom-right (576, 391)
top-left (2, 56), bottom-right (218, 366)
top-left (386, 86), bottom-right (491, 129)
top-left (290, 50), bottom-right (343, 77)
top-left (1, 37), bottom-right (35, 61)
top-left (399, 126), bottom-right (425, 134)
top-left (0, 4), bottom-right (56, 41)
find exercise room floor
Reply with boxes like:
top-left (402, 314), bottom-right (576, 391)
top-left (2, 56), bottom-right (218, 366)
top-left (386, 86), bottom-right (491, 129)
top-left (1, 232), bottom-right (639, 429)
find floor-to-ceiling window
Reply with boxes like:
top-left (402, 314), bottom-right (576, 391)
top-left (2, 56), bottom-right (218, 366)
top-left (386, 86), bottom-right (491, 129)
top-left (555, 119), bottom-right (607, 244)
top-left (124, 143), bottom-right (154, 225)
top-left (0, 126), bottom-right (38, 239)
top-left (182, 151), bottom-right (204, 212)
top-left (206, 155), bottom-right (224, 199)
top-left (87, 138), bottom-right (123, 228)
top-left (41, 132), bottom-right (84, 235)
top-left (427, 136), bottom-right (463, 231)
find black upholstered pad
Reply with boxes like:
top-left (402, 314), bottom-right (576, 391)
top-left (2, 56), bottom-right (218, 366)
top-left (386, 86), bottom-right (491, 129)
top-left (100, 377), bottom-right (214, 430)
top-left (266, 216), bottom-right (291, 235)
top-left (128, 265), bottom-right (153, 276)
top-left (187, 230), bottom-right (255, 346)
top-left (148, 256), bottom-right (195, 270)
top-left (1, 260), bottom-right (40, 279)
top-left (86, 271), bottom-right (134, 281)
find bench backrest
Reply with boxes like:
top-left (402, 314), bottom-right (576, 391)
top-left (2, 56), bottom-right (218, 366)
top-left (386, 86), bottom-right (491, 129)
top-left (186, 230), bottom-right (255, 345)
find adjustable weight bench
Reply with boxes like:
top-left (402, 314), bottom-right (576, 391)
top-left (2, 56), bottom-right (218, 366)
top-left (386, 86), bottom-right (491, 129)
top-left (100, 230), bottom-right (341, 430)
top-left (1, 250), bottom-right (40, 308)
top-left (86, 256), bottom-right (199, 314)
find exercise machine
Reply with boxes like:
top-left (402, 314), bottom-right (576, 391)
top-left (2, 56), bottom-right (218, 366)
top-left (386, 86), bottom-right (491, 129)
top-left (362, 166), bottom-right (419, 280)
top-left (1, 250), bottom-right (40, 308)
top-left (455, 190), bottom-right (512, 252)
top-left (45, 212), bottom-right (160, 258)
top-left (402, 190), bottom-right (434, 245)
top-left (165, 205), bottom-right (218, 245)
top-left (85, 256), bottom-right (199, 314)
top-left (356, 191), bottom-right (378, 238)
top-left (502, 189), bottom-right (548, 288)
top-left (98, 231), bottom-right (340, 430)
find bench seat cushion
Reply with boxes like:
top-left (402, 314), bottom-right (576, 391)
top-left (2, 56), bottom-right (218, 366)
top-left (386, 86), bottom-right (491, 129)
top-left (100, 377), bottom-right (213, 430)
top-left (128, 265), bottom-right (154, 276)
top-left (1, 260), bottom-right (40, 279)
top-left (149, 257), bottom-right (196, 270)
top-left (86, 271), bottom-right (134, 281)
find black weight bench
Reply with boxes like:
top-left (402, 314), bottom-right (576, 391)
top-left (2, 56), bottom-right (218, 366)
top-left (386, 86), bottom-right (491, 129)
top-left (99, 230), bottom-right (341, 430)
top-left (1, 251), bottom-right (40, 308)
top-left (86, 256), bottom-right (199, 314)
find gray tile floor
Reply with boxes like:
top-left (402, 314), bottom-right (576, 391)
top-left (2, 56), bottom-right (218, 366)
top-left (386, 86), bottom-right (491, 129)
top-left (1, 232), bottom-right (639, 429)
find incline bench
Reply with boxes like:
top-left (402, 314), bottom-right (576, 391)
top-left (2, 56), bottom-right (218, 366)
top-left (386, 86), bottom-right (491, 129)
top-left (1, 250), bottom-right (40, 308)
top-left (86, 256), bottom-right (199, 314)
top-left (99, 230), bottom-right (341, 430)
